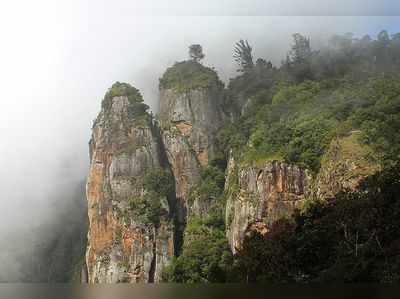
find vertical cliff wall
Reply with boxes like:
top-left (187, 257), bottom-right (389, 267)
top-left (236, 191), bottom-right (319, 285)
top-left (224, 132), bottom-right (381, 253)
top-left (158, 61), bottom-right (225, 223)
top-left (85, 83), bottom-right (174, 283)
top-left (314, 131), bottom-right (381, 199)
top-left (85, 62), bottom-right (226, 283)
top-left (225, 157), bottom-right (310, 253)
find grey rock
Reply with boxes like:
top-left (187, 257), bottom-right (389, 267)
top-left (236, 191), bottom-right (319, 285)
top-left (225, 156), bottom-right (310, 254)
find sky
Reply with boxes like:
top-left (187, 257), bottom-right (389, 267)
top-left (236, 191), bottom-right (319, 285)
top-left (0, 0), bottom-right (399, 279)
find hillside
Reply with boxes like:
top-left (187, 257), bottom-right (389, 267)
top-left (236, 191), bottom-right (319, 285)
top-left (83, 32), bottom-right (400, 283)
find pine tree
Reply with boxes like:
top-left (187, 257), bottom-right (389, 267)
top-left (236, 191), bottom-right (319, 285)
top-left (233, 39), bottom-right (254, 72)
top-left (189, 44), bottom-right (205, 62)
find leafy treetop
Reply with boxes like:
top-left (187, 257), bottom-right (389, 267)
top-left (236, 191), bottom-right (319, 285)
top-left (189, 44), bottom-right (205, 62)
top-left (233, 39), bottom-right (254, 73)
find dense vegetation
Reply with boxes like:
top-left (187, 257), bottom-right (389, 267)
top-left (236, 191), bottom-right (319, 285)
top-left (221, 76), bottom-right (400, 172)
top-left (128, 169), bottom-right (175, 227)
top-left (163, 160), bottom-right (234, 282)
top-left (102, 81), bottom-right (150, 118)
top-left (234, 165), bottom-right (400, 282)
top-left (221, 32), bottom-right (400, 172)
top-left (159, 61), bottom-right (224, 93)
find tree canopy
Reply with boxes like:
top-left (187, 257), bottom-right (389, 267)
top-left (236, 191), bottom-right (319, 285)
top-left (189, 44), bottom-right (205, 62)
top-left (233, 39), bottom-right (254, 72)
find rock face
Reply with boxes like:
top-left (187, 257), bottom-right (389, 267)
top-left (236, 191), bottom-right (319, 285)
top-left (159, 83), bottom-right (224, 222)
top-left (315, 131), bottom-right (380, 199)
top-left (225, 157), bottom-right (310, 254)
top-left (85, 86), bottom-right (174, 284)
top-left (85, 65), bottom-right (225, 283)
top-left (224, 132), bottom-right (381, 254)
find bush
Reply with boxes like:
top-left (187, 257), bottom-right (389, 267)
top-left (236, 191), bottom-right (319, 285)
top-left (128, 169), bottom-right (174, 227)
top-left (102, 82), bottom-right (148, 114)
top-left (162, 224), bottom-right (233, 283)
top-left (159, 61), bottom-right (224, 93)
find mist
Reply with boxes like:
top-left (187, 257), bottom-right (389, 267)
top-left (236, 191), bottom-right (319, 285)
top-left (0, 0), bottom-right (398, 281)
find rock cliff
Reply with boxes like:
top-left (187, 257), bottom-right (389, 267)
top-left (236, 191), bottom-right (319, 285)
top-left (84, 65), bottom-right (384, 284)
top-left (85, 62), bottom-right (226, 283)
top-left (85, 83), bottom-right (174, 283)
top-left (159, 61), bottom-right (225, 223)
top-left (315, 131), bottom-right (381, 199)
top-left (225, 157), bottom-right (310, 253)
top-left (224, 131), bottom-right (382, 253)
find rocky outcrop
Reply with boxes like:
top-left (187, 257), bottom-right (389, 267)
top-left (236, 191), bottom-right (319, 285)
top-left (85, 84), bottom-right (174, 283)
top-left (224, 132), bottom-right (382, 254)
top-left (225, 157), bottom-right (310, 254)
top-left (159, 69), bottom-right (225, 222)
top-left (315, 131), bottom-right (381, 199)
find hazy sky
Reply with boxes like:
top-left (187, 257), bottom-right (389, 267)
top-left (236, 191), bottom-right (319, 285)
top-left (0, 0), bottom-right (399, 269)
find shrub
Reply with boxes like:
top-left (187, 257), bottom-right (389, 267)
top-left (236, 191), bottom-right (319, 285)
top-left (159, 61), bottom-right (224, 93)
top-left (102, 82), bottom-right (148, 114)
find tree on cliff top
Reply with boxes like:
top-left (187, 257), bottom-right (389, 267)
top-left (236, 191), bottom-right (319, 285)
top-left (189, 44), bottom-right (205, 62)
top-left (285, 33), bottom-right (314, 82)
top-left (290, 33), bottom-right (312, 64)
top-left (233, 39), bottom-right (254, 72)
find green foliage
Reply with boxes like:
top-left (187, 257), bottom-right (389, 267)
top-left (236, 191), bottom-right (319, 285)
top-left (159, 61), bottom-right (224, 93)
top-left (102, 82), bottom-right (148, 113)
top-left (234, 219), bottom-right (297, 282)
top-left (189, 44), bottom-right (205, 62)
top-left (224, 74), bottom-right (400, 172)
top-left (162, 158), bottom-right (233, 282)
top-left (162, 222), bottom-right (233, 283)
top-left (271, 80), bottom-right (320, 105)
top-left (188, 165), bottom-right (225, 205)
top-left (350, 77), bottom-right (400, 163)
top-left (128, 168), bottom-right (174, 227)
top-left (129, 191), bottom-right (166, 227)
top-left (283, 33), bottom-right (314, 82)
top-left (233, 39), bottom-right (254, 72)
top-left (234, 165), bottom-right (400, 282)
top-left (142, 168), bottom-right (175, 197)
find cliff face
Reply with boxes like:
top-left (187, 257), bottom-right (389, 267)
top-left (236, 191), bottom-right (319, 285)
top-left (84, 64), bottom-right (386, 284)
top-left (85, 85), bottom-right (174, 283)
top-left (224, 131), bottom-right (382, 253)
top-left (159, 67), bottom-right (224, 222)
top-left (315, 131), bottom-right (381, 199)
top-left (159, 88), bottom-right (223, 166)
top-left (85, 62), bottom-right (226, 283)
top-left (225, 157), bottom-right (310, 253)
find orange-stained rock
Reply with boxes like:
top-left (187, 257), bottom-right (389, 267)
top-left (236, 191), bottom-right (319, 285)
top-left (85, 89), bottom-right (174, 284)
top-left (225, 132), bottom-right (382, 254)
top-left (159, 86), bottom-right (224, 223)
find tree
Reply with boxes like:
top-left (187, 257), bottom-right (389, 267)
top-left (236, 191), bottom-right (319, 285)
top-left (189, 44), bottom-right (205, 62)
top-left (290, 33), bottom-right (312, 63)
top-left (377, 30), bottom-right (390, 47)
top-left (233, 39), bottom-right (254, 72)
top-left (286, 34), bottom-right (314, 82)
top-left (255, 58), bottom-right (272, 69)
